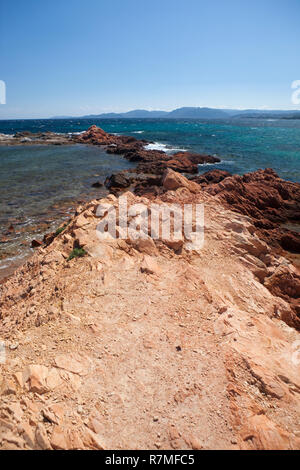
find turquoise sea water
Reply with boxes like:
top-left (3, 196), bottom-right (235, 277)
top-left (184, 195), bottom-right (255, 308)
top-left (1, 117), bottom-right (300, 182)
top-left (0, 143), bottom-right (134, 271)
top-left (0, 117), bottom-right (299, 273)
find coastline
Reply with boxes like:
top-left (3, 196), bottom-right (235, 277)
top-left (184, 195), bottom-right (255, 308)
top-left (0, 126), bottom-right (299, 450)
top-left (0, 131), bottom-right (76, 146)
top-left (0, 133), bottom-right (299, 448)
top-left (0, 125), bottom-right (300, 281)
top-left (0, 126), bottom-right (220, 279)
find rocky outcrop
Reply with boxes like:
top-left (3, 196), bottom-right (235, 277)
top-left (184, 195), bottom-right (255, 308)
top-left (1, 124), bottom-right (300, 450)
top-left (133, 151), bottom-right (220, 175)
top-left (162, 168), bottom-right (199, 192)
top-left (0, 171), bottom-right (299, 450)
top-left (190, 169), bottom-right (232, 185)
top-left (76, 125), bottom-right (122, 146)
top-left (0, 131), bottom-right (74, 146)
top-left (202, 168), bottom-right (300, 253)
top-left (77, 125), bottom-right (220, 176)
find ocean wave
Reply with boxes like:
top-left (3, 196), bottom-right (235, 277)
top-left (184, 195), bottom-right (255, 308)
top-left (0, 253), bottom-right (27, 270)
top-left (144, 142), bottom-right (187, 154)
top-left (132, 130), bottom-right (144, 134)
top-left (198, 160), bottom-right (234, 167)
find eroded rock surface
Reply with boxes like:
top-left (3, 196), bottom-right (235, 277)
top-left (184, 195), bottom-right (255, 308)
top-left (0, 171), bottom-right (299, 450)
top-left (202, 168), bottom-right (300, 252)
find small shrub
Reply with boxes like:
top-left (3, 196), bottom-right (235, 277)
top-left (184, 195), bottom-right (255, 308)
top-left (55, 220), bottom-right (70, 237)
top-left (67, 248), bottom-right (87, 261)
top-left (55, 225), bottom-right (66, 236)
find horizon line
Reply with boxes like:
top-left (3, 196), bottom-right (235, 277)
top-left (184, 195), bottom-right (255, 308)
top-left (1, 105), bottom-right (300, 121)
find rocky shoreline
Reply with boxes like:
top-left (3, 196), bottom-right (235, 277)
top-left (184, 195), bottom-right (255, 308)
top-left (0, 131), bottom-right (75, 146)
top-left (3, 125), bottom-right (300, 320)
top-left (0, 125), bottom-right (299, 450)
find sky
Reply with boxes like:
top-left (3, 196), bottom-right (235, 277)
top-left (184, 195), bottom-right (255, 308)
top-left (0, 0), bottom-right (300, 119)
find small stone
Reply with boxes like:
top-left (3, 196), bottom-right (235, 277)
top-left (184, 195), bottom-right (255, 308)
top-left (6, 402), bottom-right (23, 422)
top-left (1, 378), bottom-right (17, 396)
top-left (50, 426), bottom-right (69, 450)
top-left (24, 364), bottom-right (49, 394)
top-left (190, 437), bottom-right (203, 450)
top-left (31, 239), bottom-right (43, 248)
top-left (218, 306), bottom-right (228, 315)
top-left (20, 421), bottom-right (35, 448)
top-left (82, 428), bottom-right (105, 450)
top-left (35, 423), bottom-right (52, 450)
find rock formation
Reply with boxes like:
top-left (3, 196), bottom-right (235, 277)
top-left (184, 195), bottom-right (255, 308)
top-left (0, 126), bottom-right (299, 450)
top-left (0, 167), bottom-right (299, 450)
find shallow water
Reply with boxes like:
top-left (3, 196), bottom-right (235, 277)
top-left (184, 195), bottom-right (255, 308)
top-left (0, 117), bottom-right (299, 275)
top-left (1, 117), bottom-right (300, 182)
top-left (0, 144), bottom-right (134, 273)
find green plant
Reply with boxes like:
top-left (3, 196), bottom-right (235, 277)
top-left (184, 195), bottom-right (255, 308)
top-left (67, 247), bottom-right (87, 261)
top-left (54, 220), bottom-right (71, 237)
top-left (55, 225), bottom-right (66, 236)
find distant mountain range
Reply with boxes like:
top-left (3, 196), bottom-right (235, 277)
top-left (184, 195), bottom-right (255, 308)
top-left (52, 107), bottom-right (300, 120)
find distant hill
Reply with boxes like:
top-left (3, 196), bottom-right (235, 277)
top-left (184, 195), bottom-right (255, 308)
top-left (231, 109), bottom-right (300, 119)
top-left (167, 107), bottom-right (229, 119)
top-left (76, 109), bottom-right (169, 119)
top-left (52, 107), bottom-right (300, 120)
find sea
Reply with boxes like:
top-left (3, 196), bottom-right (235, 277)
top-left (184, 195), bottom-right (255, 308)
top-left (0, 117), bottom-right (300, 275)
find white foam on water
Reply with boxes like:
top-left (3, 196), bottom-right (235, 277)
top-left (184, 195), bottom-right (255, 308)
top-left (0, 253), bottom-right (27, 270)
top-left (198, 160), bottom-right (233, 167)
top-left (144, 142), bottom-right (187, 154)
top-left (132, 130), bottom-right (144, 134)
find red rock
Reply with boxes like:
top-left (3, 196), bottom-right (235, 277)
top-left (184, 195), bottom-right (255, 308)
top-left (76, 125), bottom-right (113, 145)
top-left (42, 404), bottom-right (64, 425)
top-left (191, 169), bottom-right (231, 185)
top-left (240, 414), bottom-right (299, 450)
top-left (20, 421), bottom-right (35, 449)
top-left (54, 353), bottom-right (85, 375)
top-left (162, 168), bottom-right (199, 192)
top-left (24, 365), bottom-right (49, 394)
top-left (31, 239), bottom-right (43, 248)
top-left (140, 255), bottom-right (161, 275)
top-left (91, 181), bottom-right (103, 188)
top-left (105, 172), bottom-right (132, 191)
top-left (5, 402), bottom-right (23, 422)
top-left (81, 428), bottom-right (105, 450)
top-left (35, 423), bottom-right (52, 450)
top-left (204, 169), bottom-right (300, 239)
top-left (50, 426), bottom-right (69, 450)
top-left (280, 232), bottom-right (300, 252)
top-left (264, 265), bottom-right (300, 328)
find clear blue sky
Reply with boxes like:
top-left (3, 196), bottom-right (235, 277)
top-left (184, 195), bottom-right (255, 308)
top-left (0, 0), bottom-right (299, 118)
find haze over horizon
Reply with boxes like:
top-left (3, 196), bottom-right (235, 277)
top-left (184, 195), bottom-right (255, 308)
top-left (0, 0), bottom-right (300, 119)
